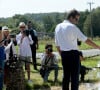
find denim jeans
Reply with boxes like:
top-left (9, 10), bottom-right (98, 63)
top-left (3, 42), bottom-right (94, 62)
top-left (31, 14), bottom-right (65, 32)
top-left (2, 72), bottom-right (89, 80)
top-left (43, 64), bottom-right (58, 82)
top-left (0, 60), bottom-right (4, 90)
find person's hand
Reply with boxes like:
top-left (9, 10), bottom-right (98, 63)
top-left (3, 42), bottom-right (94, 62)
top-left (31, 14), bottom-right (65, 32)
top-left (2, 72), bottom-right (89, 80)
top-left (7, 35), bottom-right (10, 40)
top-left (21, 34), bottom-right (24, 43)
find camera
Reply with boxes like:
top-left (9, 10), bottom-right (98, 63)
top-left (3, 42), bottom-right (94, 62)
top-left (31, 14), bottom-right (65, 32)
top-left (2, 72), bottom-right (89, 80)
top-left (23, 29), bottom-right (30, 36)
top-left (47, 47), bottom-right (52, 52)
top-left (10, 34), bottom-right (16, 38)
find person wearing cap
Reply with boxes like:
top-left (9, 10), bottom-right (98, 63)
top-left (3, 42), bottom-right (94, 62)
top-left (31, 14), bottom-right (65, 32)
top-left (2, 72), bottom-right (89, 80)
top-left (55, 9), bottom-right (100, 90)
top-left (2, 26), bottom-right (9, 40)
top-left (2, 26), bottom-right (17, 88)
top-left (27, 21), bottom-right (39, 70)
top-left (16, 22), bottom-right (33, 83)
top-left (0, 26), bottom-right (6, 90)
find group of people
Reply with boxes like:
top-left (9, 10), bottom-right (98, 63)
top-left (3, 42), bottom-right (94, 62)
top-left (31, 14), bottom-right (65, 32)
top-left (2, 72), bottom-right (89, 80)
top-left (0, 9), bottom-right (100, 90)
top-left (0, 20), bottom-right (59, 90)
top-left (0, 21), bottom-right (39, 89)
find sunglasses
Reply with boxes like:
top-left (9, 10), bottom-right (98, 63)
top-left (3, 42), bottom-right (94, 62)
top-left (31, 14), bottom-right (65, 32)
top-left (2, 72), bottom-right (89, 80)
top-left (20, 26), bottom-right (25, 28)
top-left (75, 17), bottom-right (79, 21)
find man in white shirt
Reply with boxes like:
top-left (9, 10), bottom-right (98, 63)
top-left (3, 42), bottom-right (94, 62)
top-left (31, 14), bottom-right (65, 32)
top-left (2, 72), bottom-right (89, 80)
top-left (55, 9), bottom-right (100, 90)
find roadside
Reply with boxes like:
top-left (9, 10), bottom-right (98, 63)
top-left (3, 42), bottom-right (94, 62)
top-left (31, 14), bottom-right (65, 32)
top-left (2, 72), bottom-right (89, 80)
top-left (36, 49), bottom-right (100, 59)
top-left (51, 82), bottom-right (100, 90)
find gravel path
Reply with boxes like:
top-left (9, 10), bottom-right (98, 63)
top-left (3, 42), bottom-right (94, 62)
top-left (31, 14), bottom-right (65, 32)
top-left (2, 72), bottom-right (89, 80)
top-left (51, 82), bottom-right (100, 90)
top-left (36, 49), bottom-right (100, 59)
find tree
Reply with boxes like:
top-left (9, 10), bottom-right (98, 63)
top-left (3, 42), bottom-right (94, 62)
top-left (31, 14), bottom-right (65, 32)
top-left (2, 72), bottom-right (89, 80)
top-left (43, 15), bottom-right (55, 32)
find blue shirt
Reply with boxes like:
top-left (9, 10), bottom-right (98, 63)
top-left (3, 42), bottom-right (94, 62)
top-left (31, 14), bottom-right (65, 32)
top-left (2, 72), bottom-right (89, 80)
top-left (0, 46), bottom-right (6, 60)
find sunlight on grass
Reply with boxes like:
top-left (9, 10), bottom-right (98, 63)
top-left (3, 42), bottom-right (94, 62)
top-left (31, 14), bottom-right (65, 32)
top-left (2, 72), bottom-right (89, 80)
top-left (23, 55), bottom-right (100, 90)
top-left (8, 39), bottom-right (100, 90)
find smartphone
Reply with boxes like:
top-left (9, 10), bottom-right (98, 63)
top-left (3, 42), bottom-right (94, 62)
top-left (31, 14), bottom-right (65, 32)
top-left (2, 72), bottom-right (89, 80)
top-left (10, 34), bottom-right (16, 38)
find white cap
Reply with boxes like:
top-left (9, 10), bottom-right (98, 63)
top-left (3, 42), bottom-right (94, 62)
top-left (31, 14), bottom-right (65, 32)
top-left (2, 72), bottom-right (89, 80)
top-left (2, 26), bottom-right (9, 31)
top-left (19, 22), bottom-right (26, 27)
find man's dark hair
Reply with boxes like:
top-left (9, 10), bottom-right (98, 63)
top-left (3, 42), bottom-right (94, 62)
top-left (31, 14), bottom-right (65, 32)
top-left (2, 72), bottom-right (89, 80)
top-left (45, 44), bottom-right (52, 49)
top-left (27, 21), bottom-right (33, 27)
top-left (67, 9), bottom-right (80, 19)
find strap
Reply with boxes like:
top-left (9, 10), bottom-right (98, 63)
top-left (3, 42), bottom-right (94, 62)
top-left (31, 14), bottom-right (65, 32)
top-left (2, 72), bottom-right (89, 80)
top-left (44, 56), bottom-right (51, 65)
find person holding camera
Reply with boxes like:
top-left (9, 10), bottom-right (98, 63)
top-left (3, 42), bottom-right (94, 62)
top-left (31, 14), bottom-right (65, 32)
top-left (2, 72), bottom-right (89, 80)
top-left (16, 22), bottom-right (33, 83)
top-left (40, 44), bottom-right (59, 83)
top-left (2, 26), bottom-right (17, 89)
top-left (0, 26), bottom-right (6, 90)
top-left (2, 26), bottom-right (17, 60)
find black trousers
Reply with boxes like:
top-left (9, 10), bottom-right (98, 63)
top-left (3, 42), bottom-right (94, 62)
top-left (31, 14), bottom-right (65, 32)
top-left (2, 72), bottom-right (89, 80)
top-left (31, 45), bottom-right (37, 70)
top-left (61, 50), bottom-right (80, 90)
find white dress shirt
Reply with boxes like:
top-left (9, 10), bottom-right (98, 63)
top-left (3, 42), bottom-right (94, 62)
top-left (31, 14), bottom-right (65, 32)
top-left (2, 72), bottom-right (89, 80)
top-left (16, 33), bottom-right (33, 57)
top-left (55, 20), bottom-right (87, 51)
top-left (5, 41), bottom-right (16, 60)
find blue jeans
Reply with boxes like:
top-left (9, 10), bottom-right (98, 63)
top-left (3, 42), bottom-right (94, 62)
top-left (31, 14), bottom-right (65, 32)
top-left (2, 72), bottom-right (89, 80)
top-left (0, 60), bottom-right (4, 90)
top-left (43, 64), bottom-right (58, 82)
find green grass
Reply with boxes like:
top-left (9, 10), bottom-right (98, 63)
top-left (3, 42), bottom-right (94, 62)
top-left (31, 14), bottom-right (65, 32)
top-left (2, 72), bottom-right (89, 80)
top-left (81, 56), bottom-right (100, 67)
top-left (37, 39), bottom-right (100, 52)
top-left (4, 38), bottom-right (100, 90)
top-left (24, 55), bottom-right (100, 90)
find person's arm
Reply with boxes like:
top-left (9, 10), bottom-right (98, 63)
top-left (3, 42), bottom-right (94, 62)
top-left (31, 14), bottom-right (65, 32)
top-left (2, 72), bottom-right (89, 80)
top-left (41, 54), bottom-right (46, 66)
top-left (85, 38), bottom-right (100, 49)
top-left (28, 35), bottom-right (33, 45)
top-left (16, 34), bottom-right (22, 45)
top-left (34, 30), bottom-right (39, 49)
top-left (53, 54), bottom-right (58, 64)
top-left (13, 38), bottom-right (17, 46)
top-left (36, 37), bottom-right (39, 49)
top-left (56, 46), bottom-right (61, 55)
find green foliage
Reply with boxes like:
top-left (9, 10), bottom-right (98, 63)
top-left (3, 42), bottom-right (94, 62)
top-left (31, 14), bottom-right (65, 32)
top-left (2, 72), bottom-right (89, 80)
top-left (0, 7), bottom-right (100, 38)
top-left (83, 7), bottom-right (100, 37)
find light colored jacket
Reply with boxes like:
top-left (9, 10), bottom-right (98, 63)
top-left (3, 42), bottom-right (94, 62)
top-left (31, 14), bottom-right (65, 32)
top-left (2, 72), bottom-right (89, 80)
top-left (41, 53), bottom-right (58, 67)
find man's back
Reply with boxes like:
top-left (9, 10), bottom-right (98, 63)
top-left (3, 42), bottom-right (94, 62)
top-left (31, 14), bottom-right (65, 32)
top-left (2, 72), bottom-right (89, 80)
top-left (55, 20), bottom-right (87, 51)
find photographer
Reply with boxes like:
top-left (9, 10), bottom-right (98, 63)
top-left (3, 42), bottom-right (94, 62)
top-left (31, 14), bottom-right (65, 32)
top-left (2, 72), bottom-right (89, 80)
top-left (40, 44), bottom-right (59, 83)
top-left (16, 22), bottom-right (33, 83)
top-left (2, 26), bottom-right (17, 88)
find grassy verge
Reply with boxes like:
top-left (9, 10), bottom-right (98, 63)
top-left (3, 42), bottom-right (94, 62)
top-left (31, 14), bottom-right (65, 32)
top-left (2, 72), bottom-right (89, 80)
top-left (24, 55), bottom-right (100, 90)
top-left (4, 38), bottom-right (100, 90)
